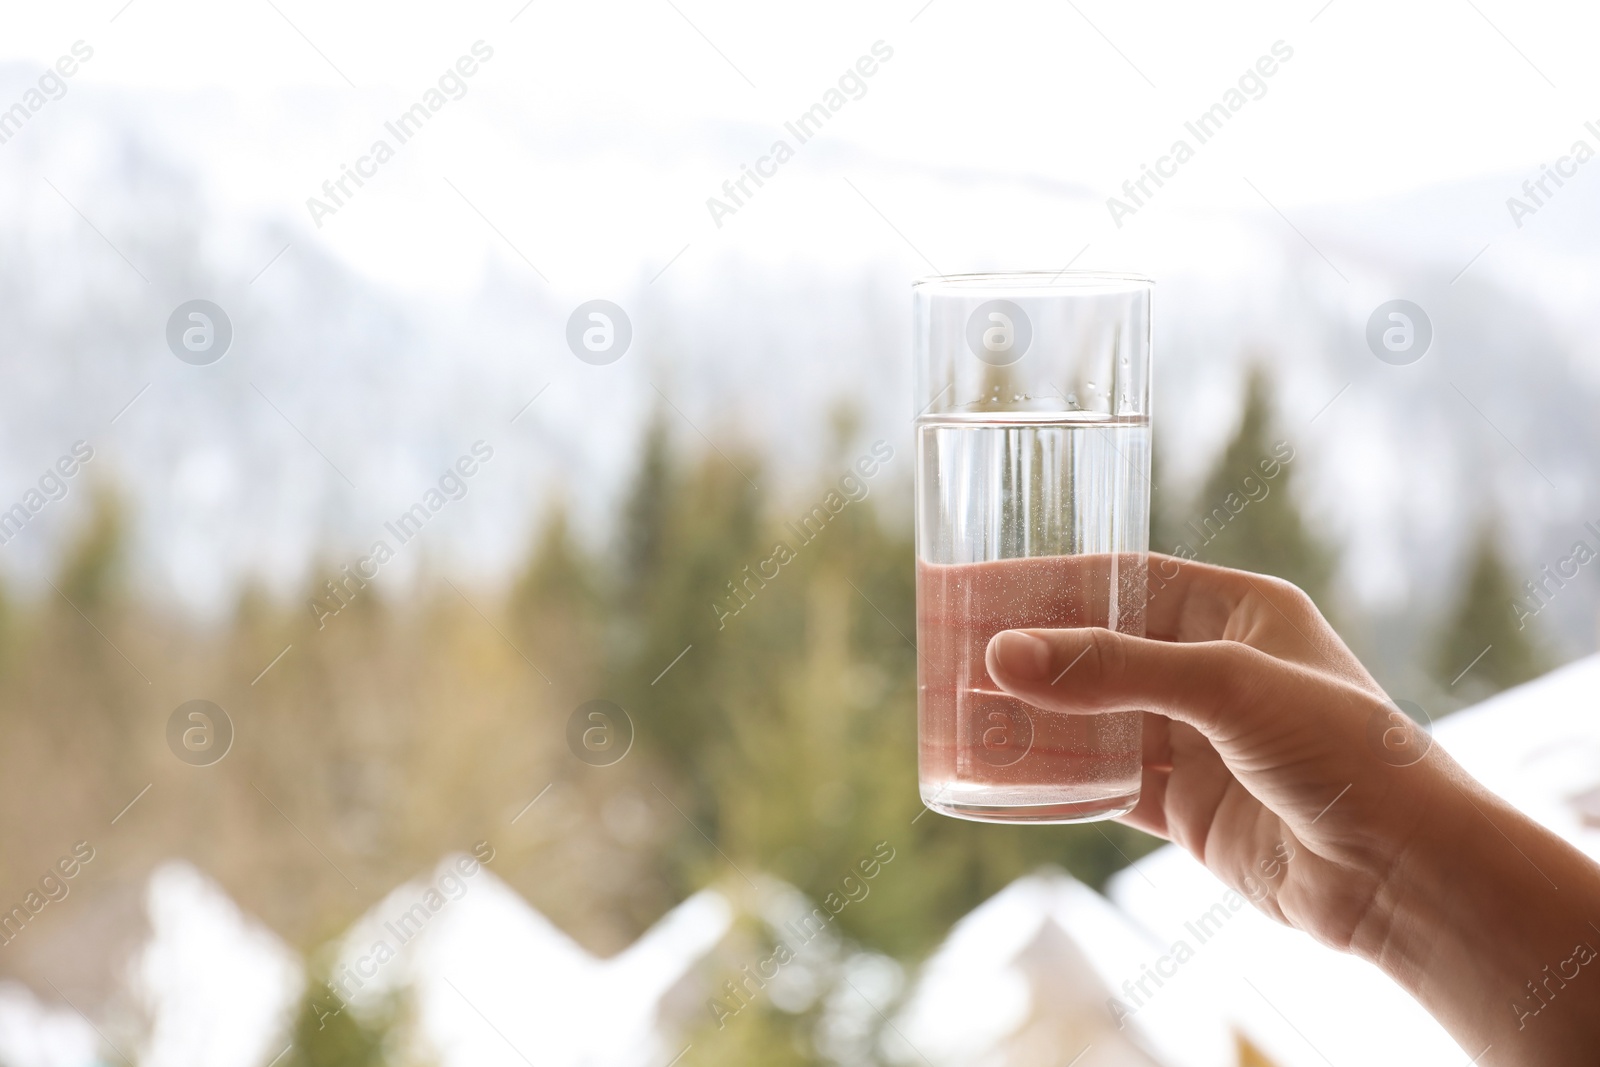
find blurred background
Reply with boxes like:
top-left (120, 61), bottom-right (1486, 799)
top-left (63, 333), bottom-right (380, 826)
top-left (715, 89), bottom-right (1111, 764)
top-left (1, 1), bottom-right (1599, 1064)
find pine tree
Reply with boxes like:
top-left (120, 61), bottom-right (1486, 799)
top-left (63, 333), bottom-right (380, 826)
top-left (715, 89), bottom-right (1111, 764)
top-left (509, 499), bottom-right (598, 631)
top-left (56, 484), bottom-right (126, 611)
top-left (620, 411), bottom-right (674, 601)
top-left (1432, 524), bottom-right (1549, 702)
top-left (48, 484), bottom-right (140, 719)
top-left (1148, 437), bottom-right (1183, 565)
top-left (280, 967), bottom-right (406, 1067)
top-left (1179, 368), bottom-right (1335, 607)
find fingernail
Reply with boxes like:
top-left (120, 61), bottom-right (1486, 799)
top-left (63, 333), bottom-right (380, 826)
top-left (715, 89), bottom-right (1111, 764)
top-left (990, 630), bottom-right (1051, 682)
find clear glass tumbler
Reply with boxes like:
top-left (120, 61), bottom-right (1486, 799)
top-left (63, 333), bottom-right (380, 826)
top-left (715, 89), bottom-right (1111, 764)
top-left (913, 272), bottom-right (1152, 823)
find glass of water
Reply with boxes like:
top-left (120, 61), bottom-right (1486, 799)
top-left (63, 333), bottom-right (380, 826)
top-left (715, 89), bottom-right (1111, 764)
top-left (913, 272), bottom-right (1152, 823)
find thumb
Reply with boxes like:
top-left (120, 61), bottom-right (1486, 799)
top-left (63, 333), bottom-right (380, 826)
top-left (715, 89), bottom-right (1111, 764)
top-left (985, 628), bottom-right (1299, 738)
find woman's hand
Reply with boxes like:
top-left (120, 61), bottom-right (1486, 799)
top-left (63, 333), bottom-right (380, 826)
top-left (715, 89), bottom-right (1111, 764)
top-left (984, 555), bottom-right (1600, 1066)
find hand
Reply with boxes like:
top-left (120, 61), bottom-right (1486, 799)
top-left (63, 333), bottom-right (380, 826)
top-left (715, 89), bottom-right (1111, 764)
top-left (983, 555), bottom-right (1600, 1066)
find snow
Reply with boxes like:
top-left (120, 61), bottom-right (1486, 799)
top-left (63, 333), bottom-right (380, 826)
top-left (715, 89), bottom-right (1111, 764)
top-left (1424, 653), bottom-right (1600, 864)
top-left (896, 871), bottom-right (1235, 1067)
top-left (3, 658), bottom-right (1597, 1066)
top-left (0, 984), bottom-right (101, 1067)
top-left (1104, 653), bottom-right (1600, 1067)
top-left (1108, 848), bottom-right (1457, 1067)
top-left (133, 863), bottom-right (303, 1067)
top-left (332, 857), bottom-right (732, 1067)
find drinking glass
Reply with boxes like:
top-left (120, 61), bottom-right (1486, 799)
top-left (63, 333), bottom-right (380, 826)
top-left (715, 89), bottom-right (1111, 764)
top-left (913, 272), bottom-right (1152, 823)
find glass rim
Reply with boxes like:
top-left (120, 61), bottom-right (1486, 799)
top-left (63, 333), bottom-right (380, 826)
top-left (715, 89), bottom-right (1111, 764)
top-left (912, 270), bottom-right (1154, 292)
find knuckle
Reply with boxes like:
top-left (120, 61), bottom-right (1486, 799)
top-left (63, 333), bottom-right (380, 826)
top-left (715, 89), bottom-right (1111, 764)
top-left (1235, 571), bottom-right (1323, 632)
top-left (1261, 573), bottom-right (1316, 614)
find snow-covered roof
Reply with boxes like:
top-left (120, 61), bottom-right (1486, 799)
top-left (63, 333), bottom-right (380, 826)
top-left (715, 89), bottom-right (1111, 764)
top-left (1106, 653), bottom-right (1600, 1067)
top-left (332, 856), bottom-right (731, 1067)
top-left (1421, 653), bottom-right (1600, 864)
top-left (0, 862), bottom-right (303, 1067)
top-left (6, 657), bottom-right (1594, 1067)
top-left (0, 985), bottom-right (101, 1067)
top-left (895, 870), bottom-right (1236, 1067)
top-left (135, 863), bottom-right (303, 1067)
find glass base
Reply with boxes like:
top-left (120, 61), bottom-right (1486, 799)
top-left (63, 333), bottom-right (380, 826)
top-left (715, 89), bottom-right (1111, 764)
top-left (922, 788), bottom-right (1139, 825)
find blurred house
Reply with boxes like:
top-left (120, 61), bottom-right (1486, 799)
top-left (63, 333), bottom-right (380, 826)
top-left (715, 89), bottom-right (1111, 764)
top-left (893, 872), bottom-right (1241, 1067)
top-left (0, 858), bottom-right (732, 1067)
top-left (896, 654), bottom-right (1600, 1066)
top-left (134, 864), bottom-right (301, 1067)
top-left (3, 655), bottom-right (1598, 1067)
top-left (0, 861), bottom-right (299, 1067)
top-left (1106, 653), bottom-right (1600, 1067)
top-left (0, 986), bottom-right (99, 1067)
top-left (330, 858), bottom-right (731, 1067)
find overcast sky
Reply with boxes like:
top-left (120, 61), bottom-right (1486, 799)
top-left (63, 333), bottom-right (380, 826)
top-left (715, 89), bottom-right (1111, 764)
top-left (1, 0), bottom-right (1596, 629)
top-left (3, 0), bottom-right (1595, 298)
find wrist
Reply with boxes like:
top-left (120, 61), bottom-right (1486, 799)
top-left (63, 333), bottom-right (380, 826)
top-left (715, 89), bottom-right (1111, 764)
top-left (1354, 759), bottom-right (1600, 1063)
